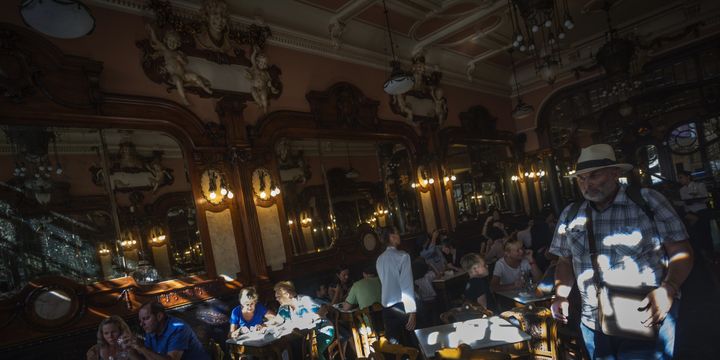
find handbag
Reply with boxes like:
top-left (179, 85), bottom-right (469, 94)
top-left (585, 207), bottom-right (659, 340)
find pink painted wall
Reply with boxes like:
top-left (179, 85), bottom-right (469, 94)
top-left (0, 3), bottom-right (513, 130)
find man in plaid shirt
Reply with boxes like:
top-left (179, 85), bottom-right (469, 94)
top-left (550, 144), bottom-right (693, 359)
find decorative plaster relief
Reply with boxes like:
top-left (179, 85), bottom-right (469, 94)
top-left (205, 209), bottom-right (241, 278)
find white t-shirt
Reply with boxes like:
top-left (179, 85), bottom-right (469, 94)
top-left (517, 228), bottom-right (532, 248)
top-left (493, 258), bottom-right (531, 285)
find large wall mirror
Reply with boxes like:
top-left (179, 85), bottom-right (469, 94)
top-left (445, 141), bottom-right (513, 220)
top-left (0, 126), bottom-right (203, 298)
top-left (276, 137), bottom-right (420, 256)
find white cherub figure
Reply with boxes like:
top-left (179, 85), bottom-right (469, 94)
top-left (246, 45), bottom-right (279, 113)
top-left (147, 25), bottom-right (212, 105)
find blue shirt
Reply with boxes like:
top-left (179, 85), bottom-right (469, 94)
top-left (144, 316), bottom-right (210, 360)
top-left (229, 303), bottom-right (268, 328)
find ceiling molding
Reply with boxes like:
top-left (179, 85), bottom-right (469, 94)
top-left (88, 0), bottom-right (511, 96)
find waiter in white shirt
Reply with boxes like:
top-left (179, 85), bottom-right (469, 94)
top-left (678, 170), bottom-right (708, 214)
top-left (376, 226), bottom-right (417, 345)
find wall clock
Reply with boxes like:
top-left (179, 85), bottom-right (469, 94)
top-left (25, 285), bottom-right (81, 328)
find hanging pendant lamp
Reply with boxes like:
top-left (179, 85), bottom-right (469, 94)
top-left (381, 0), bottom-right (413, 95)
top-left (20, 0), bottom-right (95, 39)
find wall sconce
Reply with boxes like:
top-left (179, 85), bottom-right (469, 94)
top-left (201, 168), bottom-right (233, 205)
top-left (299, 211), bottom-right (313, 227)
top-left (97, 242), bottom-right (111, 256)
top-left (373, 203), bottom-right (390, 227)
top-left (149, 225), bottom-right (167, 247)
top-left (119, 229), bottom-right (138, 250)
top-left (442, 171), bottom-right (457, 190)
top-left (252, 168), bottom-right (280, 207)
top-left (412, 165), bottom-right (434, 192)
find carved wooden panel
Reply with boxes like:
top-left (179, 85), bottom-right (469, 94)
top-left (306, 82), bottom-right (380, 130)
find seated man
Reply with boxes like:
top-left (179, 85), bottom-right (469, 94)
top-left (343, 264), bottom-right (382, 310)
top-left (127, 301), bottom-right (210, 360)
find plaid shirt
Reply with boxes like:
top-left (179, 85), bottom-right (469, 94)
top-left (549, 185), bottom-right (688, 330)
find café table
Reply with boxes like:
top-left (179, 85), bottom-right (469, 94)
top-left (413, 316), bottom-right (531, 359)
top-left (432, 270), bottom-right (469, 311)
top-left (226, 322), bottom-right (315, 360)
top-left (495, 288), bottom-right (553, 310)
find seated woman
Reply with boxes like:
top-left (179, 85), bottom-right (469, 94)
top-left (272, 281), bottom-right (335, 360)
top-left (229, 286), bottom-right (275, 338)
top-left (490, 237), bottom-right (542, 293)
top-left (86, 315), bottom-right (133, 360)
top-left (329, 265), bottom-right (352, 304)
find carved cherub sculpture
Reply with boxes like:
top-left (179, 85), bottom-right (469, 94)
top-left (246, 45), bottom-right (279, 113)
top-left (147, 25), bottom-right (212, 105)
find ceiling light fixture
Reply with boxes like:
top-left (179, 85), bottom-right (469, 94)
top-left (381, 0), bottom-right (413, 95)
top-left (507, 0), bottom-right (574, 84)
top-left (20, 0), bottom-right (95, 39)
top-left (509, 49), bottom-right (535, 120)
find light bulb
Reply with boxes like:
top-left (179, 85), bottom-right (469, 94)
top-left (422, 179), bottom-right (428, 186)
top-left (450, 175), bottom-right (456, 181)
top-left (428, 178), bottom-right (435, 184)
top-left (411, 183), bottom-right (417, 188)
top-left (516, 33), bottom-right (523, 42)
top-left (274, 187), bottom-right (280, 195)
top-left (519, 44), bottom-right (527, 52)
top-left (524, 172), bottom-right (529, 177)
top-left (260, 191), bottom-right (267, 199)
top-left (444, 176), bottom-right (449, 183)
top-left (220, 188), bottom-right (228, 196)
top-left (532, 24), bottom-right (539, 33)
top-left (288, 220), bottom-right (294, 225)
top-left (558, 32), bottom-right (566, 40)
top-left (227, 191), bottom-right (234, 199)
top-left (564, 18), bottom-right (574, 30)
top-left (209, 192), bottom-right (217, 199)
top-left (544, 19), bottom-right (552, 27)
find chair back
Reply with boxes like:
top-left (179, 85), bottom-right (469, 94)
top-left (435, 345), bottom-right (511, 359)
top-left (354, 302), bottom-right (385, 355)
top-left (325, 306), bottom-right (346, 360)
top-left (369, 336), bottom-right (418, 360)
top-left (207, 338), bottom-right (225, 360)
top-left (499, 307), bottom-right (557, 360)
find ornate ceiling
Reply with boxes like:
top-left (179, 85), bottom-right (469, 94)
top-left (92, 0), bottom-right (720, 95)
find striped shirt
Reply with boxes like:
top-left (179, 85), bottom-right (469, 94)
top-left (549, 185), bottom-right (687, 330)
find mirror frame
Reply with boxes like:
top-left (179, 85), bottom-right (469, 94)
top-left (438, 121), bottom-right (517, 223)
top-left (250, 82), bottom-right (424, 267)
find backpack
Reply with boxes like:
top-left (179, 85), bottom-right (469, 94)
top-left (564, 184), bottom-right (655, 222)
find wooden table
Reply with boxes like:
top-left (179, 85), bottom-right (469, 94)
top-left (432, 271), bottom-right (469, 311)
top-left (413, 316), bottom-right (531, 359)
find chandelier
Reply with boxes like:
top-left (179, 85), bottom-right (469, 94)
top-left (4, 127), bottom-right (64, 205)
top-left (594, 4), bottom-right (642, 103)
top-left (507, 0), bottom-right (575, 84)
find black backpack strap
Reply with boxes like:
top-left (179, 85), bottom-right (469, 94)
top-left (625, 184), bottom-right (654, 220)
top-left (564, 200), bottom-right (584, 225)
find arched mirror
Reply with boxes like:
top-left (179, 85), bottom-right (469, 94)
top-left (0, 126), bottom-right (203, 297)
top-left (276, 137), bottom-right (420, 256)
top-left (445, 141), bottom-right (513, 220)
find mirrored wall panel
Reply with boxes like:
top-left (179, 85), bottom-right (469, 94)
top-left (276, 138), bottom-right (420, 256)
top-left (445, 142), bottom-right (512, 220)
top-left (0, 126), bottom-right (203, 298)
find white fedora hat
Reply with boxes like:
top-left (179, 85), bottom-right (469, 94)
top-left (571, 144), bottom-right (633, 176)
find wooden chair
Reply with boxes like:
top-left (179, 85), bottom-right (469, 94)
top-left (368, 336), bottom-right (418, 360)
top-left (326, 307), bottom-right (347, 360)
top-left (499, 307), bottom-right (557, 360)
top-left (354, 303), bottom-right (385, 356)
top-left (435, 345), bottom-right (512, 360)
top-left (440, 302), bottom-right (493, 324)
top-left (207, 338), bottom-right (225, 360)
